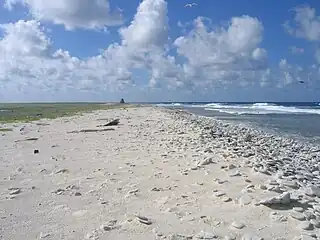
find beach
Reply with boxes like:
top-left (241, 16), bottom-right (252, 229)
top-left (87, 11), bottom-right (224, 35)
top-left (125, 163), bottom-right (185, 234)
top-left (1, 106), bottom-right (320, 240)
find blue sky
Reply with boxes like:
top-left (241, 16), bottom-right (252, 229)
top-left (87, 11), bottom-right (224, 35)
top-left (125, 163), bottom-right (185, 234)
top-left (0, 0), bottom-right (320, 102)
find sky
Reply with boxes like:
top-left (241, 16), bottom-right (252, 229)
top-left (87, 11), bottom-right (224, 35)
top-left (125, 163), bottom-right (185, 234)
top-left (0, 0), bottom-right (320, 102)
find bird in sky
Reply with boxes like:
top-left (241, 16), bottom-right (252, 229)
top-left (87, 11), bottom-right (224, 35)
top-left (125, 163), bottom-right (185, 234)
top-left (184, 3), bottom-right (197, 8)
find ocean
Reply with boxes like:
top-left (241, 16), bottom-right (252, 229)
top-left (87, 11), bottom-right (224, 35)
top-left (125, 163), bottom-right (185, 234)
top-left (156, 102), bottom-right (320, 144)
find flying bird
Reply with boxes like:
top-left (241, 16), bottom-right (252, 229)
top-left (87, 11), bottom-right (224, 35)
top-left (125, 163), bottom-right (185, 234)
top-left (184, 3), bottom-right (197, 8)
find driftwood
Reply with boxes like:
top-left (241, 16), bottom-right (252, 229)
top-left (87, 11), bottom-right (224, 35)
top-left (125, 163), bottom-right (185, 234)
top-left (97, 119), bottom-right (120, 127)
top-left (15, 137), bottom-right (39, 142)
top-left (68, 128), bottom-right (115, 133)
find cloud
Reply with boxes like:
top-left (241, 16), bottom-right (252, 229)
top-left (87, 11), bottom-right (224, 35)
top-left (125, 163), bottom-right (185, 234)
top-left (174, 15), bottom-right (268, 88)
top-left (4, 0), bottom-right (123, 30)
top-left (0, 20), bottom-right (134, 101)
top-left (284, 5), bottom-right (320, 41)
top-left (2, 0), bottom-right (318, 102)
top-left (0, 0), bottom-right (178, 101)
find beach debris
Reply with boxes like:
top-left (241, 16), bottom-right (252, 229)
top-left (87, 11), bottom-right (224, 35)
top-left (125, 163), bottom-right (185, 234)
top-left (289, 212), bottom-right (305, 221)
top-left (299, 221), bottom-right (313, 230)
top-left (52, 189), bottom-right (65, 195)
top-left (15, 137), bottom-right (39, 142)
top-left (293, 207), bottom-right (304, 213)
top-left (215, 191), bottom-right (226, 197)
top-left (68, 128), bottom-right (115, 133)
top-left (304, 185), bottom-right (320, 197)
top-left (34, 149), bottom-right (39, 154)
top-left (9, 188), bottom-right (21, 195)
top-left (310, 219), bottom-right (320, 228)
top-left (55, 169), bottom-right (69, 174)
top-left (100, 220), bottom-right (118, 231)
top-left (197, 157), bottom-right (216, 167)
top-left (168, 234), bottom-right (193, 240)
top-left (128, 189), bottom-right (139, 194)
top-left (259, 192), bottom-right (291, 206)
top-left (232, 221), bottom-right (245, 229)
top-left (229, 170), bottom-right (241, 177)
top-left (194, 231), bottom-right (217, 239)
top-left (39, 232), bottom-right (51, 239)
top-left (269, 212), bottom-right (288, 222)
top-left (98, 119), bottom-right (120, 127)
top-left (135, 215), bottom-right (152, 225)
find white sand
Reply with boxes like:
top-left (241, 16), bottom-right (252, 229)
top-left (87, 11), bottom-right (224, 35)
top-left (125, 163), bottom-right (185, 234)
top-left (0, 107), bottom-right (316, 240)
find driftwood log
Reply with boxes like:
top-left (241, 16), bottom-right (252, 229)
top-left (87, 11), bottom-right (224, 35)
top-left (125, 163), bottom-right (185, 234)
top-left (97, 119), bottom-right (120, 127)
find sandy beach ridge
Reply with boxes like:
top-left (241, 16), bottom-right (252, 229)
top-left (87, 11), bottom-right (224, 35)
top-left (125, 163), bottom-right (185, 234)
top-left (1, 106), bottom-right (320, 240)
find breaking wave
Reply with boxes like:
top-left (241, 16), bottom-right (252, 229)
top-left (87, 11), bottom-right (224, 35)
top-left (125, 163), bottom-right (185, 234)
top-left (156, 102), bottom-right (320, 115)
top-left (204, 103), bottom-right (320, 115)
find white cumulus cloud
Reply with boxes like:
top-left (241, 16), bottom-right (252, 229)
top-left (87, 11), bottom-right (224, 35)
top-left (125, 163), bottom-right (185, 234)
top-left (1, 0), bottom-right (318, 101)
top-left (174, 16), bottom-right (268, 88)
top-left (4, 0), bottom-right (123, 30)
top-left (284, 5), bottom-right (320, 41)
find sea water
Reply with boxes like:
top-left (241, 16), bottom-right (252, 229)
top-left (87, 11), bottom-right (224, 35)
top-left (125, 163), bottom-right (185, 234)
top-left (156, 102), bottom-right (320, 144)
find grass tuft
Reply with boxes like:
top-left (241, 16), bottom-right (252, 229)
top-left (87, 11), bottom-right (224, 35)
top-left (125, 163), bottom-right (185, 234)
top-left (0, 103), bottom-right (142, 123)
top-left (0, 128), bottom-right (12, 132)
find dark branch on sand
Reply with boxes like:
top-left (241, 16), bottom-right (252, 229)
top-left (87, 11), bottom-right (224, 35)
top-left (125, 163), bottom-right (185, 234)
top-left (67, 128), bottom-right (115, 133)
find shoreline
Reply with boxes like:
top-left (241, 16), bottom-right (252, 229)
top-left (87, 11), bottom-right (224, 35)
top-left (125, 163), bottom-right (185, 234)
top-left (1, 107), bottom-right (320, 240)
top-left (177, 106), bottom-right (320, 147)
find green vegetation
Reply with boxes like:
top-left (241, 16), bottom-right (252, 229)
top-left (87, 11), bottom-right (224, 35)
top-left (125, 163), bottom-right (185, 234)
top-left (0, 103), bottom-right (139, 123)
top-left (0, 128), bottom-right (12, 132)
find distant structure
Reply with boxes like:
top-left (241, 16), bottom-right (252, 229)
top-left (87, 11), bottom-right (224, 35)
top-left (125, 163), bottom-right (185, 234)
top-left (120, 98), bottom-right (125, 104)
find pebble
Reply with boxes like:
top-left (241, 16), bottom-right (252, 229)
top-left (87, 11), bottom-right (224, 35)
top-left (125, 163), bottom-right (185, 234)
top-left (310, 219), bottom-right (320, 228)
top-left (303, 211), bottom-right (316, 220)
top-left (299, 222), bottom-right (313, 230)
top-left (39, 232), bottom-right (50, 239)
top-left (259, 192), bottom-right (291, 206)
top-left (305, 185), bottom-right (320, 197)
top-left (293, 207), bottom-right (304, 213)
top-left (169, 234), bottom-right (193, 240)
top-left (128, 189), bottom-right (139, 194)
top-left (195, 231), bottom-right (217, 239)
top-left (74, 192), bottom-right (82, 196)
top-left (215, 191), bottom-right (226, 197)
top-left (232, 221), bottom-right (245, 229)
top-left (268, 180), bottom-right (279, 186)
top-left (224, 235), bottom-right (237, 240)
top-left (100, 220), bottom-right (117, 231)
top-left (9, 188), bottom-right (21, 195)
top-left (241, 234), bottom-right (263, 240)
top-left (267, 186), bottom-right (283, 193)
top-left (239, 195), bottom-right (253, 205)
top-left (290, 212), bottom-right (306, 221)
top-left (222, 197), bottom-right (232, 202)
top-left (228, 164), bottom-right (237, 170)
top-left (136, 215), bottom-right (152, 225)
top-left (281, 180), bottom-right (299, 189)
top-left (259, 185), bottom-right (267, 190)
top-left (270, 212), bottom-right (288, 222)
top-left (198, 158), bottom-right (216, 166)
top-left (56, 169), bottom-right (69, 174)
top-left (300, 235), bottom-right (316, 240)
top-left (229, 170), bottom-right (241, 177)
